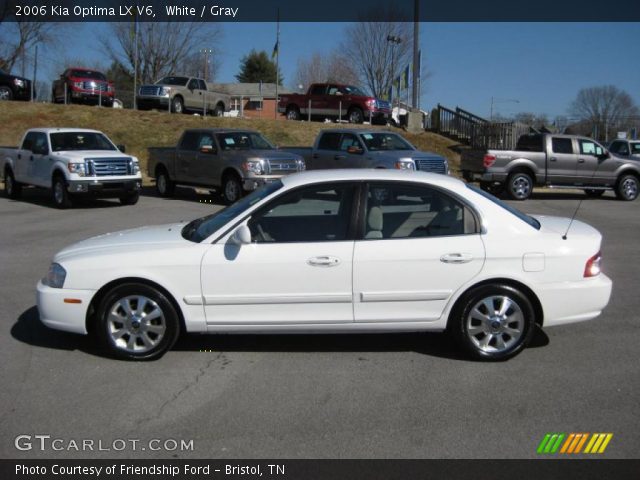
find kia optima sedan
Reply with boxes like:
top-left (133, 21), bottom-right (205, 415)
top-left (37, 170), bottom-right (612, 361)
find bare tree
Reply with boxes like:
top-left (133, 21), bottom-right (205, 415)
top-left (100, 22), bottom-right (222, 84)
top-left (569, 85), bottom-right (639, 141)
top-left (292, 51), bottom-right (359, 90)
top-left (514, 112), bottom-right (550, 127)
top-left (340, 9), bottom-right (413, 98)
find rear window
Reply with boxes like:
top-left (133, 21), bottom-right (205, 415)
top-left (516, 134), bottom-right (543, 152)
top-left (318, 133), bottom-right (341, 150)
top-left (467, 184), bottom-right (540, 230)
top-left (552, 138), bottom-right (573, 154)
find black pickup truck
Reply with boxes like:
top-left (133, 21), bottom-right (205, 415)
top-left (0, 68), bottom-right (32, 101)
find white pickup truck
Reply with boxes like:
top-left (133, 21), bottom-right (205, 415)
top-left (1, 128), bottom-right (142, 208)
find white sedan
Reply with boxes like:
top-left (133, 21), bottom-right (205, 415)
top-left (37, 170), bottom-right (612, 361)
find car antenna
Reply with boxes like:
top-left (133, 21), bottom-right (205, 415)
top-left (562, 141), bottom-right (608, 240)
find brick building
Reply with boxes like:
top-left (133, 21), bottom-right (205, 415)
top-left (210, 83), bottom-right (291, 120)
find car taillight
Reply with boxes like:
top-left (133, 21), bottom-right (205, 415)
top-left (584, 251), bottom-right (602, 277)
top-left (483, 154), bottom-right (496, 168)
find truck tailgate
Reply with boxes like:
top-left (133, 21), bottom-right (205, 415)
top-left (460, 149), bottom-right (487, 172)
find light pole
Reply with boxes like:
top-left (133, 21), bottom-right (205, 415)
top-left (490, 97), bottom-right (519, 121)
top-left (200, 48), bottom-right (214, 82)
top-left (387, 35), bottom-right (402, 110)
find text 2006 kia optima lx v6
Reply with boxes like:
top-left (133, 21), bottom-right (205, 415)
top-left (37, 170), bottom-right (612, 361)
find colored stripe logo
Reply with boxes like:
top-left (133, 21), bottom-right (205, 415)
top-left (537, 433), bottom-right (613, 454)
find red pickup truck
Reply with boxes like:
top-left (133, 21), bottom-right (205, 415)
top-left (278, 83), bottom-right (391, 125)
top-left (51, 67), bottom-right (115, 107)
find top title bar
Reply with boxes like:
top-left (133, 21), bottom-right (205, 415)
top-left (2, 0), bottom-right (640, 22)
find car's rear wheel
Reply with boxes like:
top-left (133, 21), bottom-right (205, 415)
top-left (506, 172), bottom-right (533, 200)
top-left (615, 174), bottom-right (639, 201)
top-left (0, 86), bottom-right (13, 101)
top-left (222, 173), bottom-right (243, 205)
top-left (450, 284), bottom-right (535, 361)
top-left (584, 189), bottom-right (605, 198)
top-left (156, 169), bottom-right (175, 197)
top-left (286, 106), bottom-right (300, 120)
top-left (52, 175), bottom-right (73, 209)
top-left (4, 169), bottom-right (22, 199)
top-left (213, 103), bottom-right (224, 117)
top-left (95, 283), bottom-right (180, 360)
top-left (119, 191), bottom-right (140, 205)
top-left (348, 107), bottom-right (364, 124)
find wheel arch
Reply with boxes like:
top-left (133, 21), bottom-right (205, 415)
top-left (222, 166), bottom-right (243, 182)
top-left (506, 162), bottom-right (537, 183)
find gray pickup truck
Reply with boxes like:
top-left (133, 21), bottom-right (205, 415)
top-left (608, 138), bottom-right (640, 161)
top-left (461, 133), bottom-right (640, 201)
top-left (148, 128), bottom-right (305, 204)
top-left (281, 129), bottom-right (449, 174)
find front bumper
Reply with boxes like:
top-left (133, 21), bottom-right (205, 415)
top-left (13, 86), bottom-right (33, 101)
top-left (537, 274), bottom-right (613, 327)
top-left (67, 178), bottom-right (141, 197)
top-left (242, 176), bottom-right (284, 191)
top-left (70, 90), bottom-right (113, 104)
top-left (136, 96), bottom-right (170, 109)
top-left (37, 280), bottom-right (95, 335)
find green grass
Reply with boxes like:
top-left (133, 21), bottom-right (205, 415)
top-left (0, 101), bottom-right (464, 182)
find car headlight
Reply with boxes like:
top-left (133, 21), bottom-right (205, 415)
top-left (129, 159), bottom-right (140, 174)
top-left (13, 78), bottom-right (25, 87)
top-left (242, 159), bottom-right (264, 175)
top-left (43, 263), bottom-right (66, 288)
top-left (161, 87), bottom-right (172, 96)
top-left (395, 160), bottom-right (415, 170)
top-left (67, 162), bottom-right (86, 176)
top-left (296, 159), bottom-right (306, 171)
top-left (73, 81), bottom-right (83, 88)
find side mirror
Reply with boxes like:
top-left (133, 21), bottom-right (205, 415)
top-left (597, 151), bottom-right (609, 160)
top-left (231, 225), bottom-right (252, 245)
top-left (200, 145), bottom-right (216, 154)
top-left (117, 144), bottom-right (126, 153)
top-left (347, 145), bottom-right (363, 155)
top-left (34, 145), bottom-right (49, 155)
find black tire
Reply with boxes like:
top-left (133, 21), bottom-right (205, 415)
top-left (51, 89), bottom-right (58, 103)
top-left (0, 86), bottom-right (13, 101)
top-left (171, 96), bottom-right (184, 114)
top-left (348, 107), bottom-right (364, 124)
top-left (52, 174), bottom-right (73, 209)
top-left (286, 106), bottom-right (300, 121)
top-left (449, 284), bottom-right (536, 361)
top-left (584, 189), bottom-right (605, 198)
top-left (155, 168), bottom-right (175, 197)
top-left (119, 190), bottom-right (140, 205)
top-left (480, 182), bottom-right (505, 198)
top-left (5, 169), bottom-right (22, 199)
top-left (94, 283), bottom-right (180, 361)
top-left (506, 171), bottom-right (533, 200)
top-left (213, 103), bottom-right (224, 117)
top-left (615, 174), bottom-right (639, 201)
top-left (222, 173), bottom-right (243, 205)
top-left (66, 89), bottom-right (73, 105)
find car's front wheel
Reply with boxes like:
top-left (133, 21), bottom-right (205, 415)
top-left (450, 284), bottom-right (536, 361)
top-left (119, 191), bottom-right (140, 205)
top-left (615, 174), bottom-right (639, 201)
top-left (222, 173), bottom-right (243, 205)
top-left (52, 175), bottom-right (74, 209)
top-left (95, 283), bottom-right (180, 360)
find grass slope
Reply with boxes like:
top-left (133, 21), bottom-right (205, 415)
top-left (0, 101), bottom-right (463, 181)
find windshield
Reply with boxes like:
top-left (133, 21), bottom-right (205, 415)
top-left (216, 132), bottom-right (274, 151)
top-left (50, 132), bottom-right (117, 152)
top-left (156, 76), bottom-right (189, 86)
top-left (0, 68), bottom-right (6, 75)
top-left (71, 70), bottom-right (106, 80)
top-left (182, 181), bottom-right (283, 242)
top-left (343, 85), bottom-right (368, 96)
top-left (467, 184), bottom-right (540, 230)
top-left (360, 133), bottom-right (414, 151)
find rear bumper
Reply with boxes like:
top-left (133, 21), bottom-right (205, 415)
top-left (462, 170), bottom-right (508, 183)
top-left (37, 280), bottom-right (94, 335)
top-left (537, 274), bottom-right (613, 327)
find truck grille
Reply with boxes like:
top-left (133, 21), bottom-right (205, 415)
top-left (85, 158), bottom-right (132, 177)
top-left (267, 159), bottom-right (300, 175)
top-left (414, 157), bottom-right (447, 174)
top-left (82, 81), bottom-right (108, 92)
top-left (139, 86), bottom-right (162, 96)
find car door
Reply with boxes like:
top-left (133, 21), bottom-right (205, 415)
top-left (312, 132), bottom-right (342, 169)
top-left (308, 84), bottom-right (328, 117)
top-left (576, 138), bottom-right (617, 184)
top-left (353, 182), bottom-right (485, 323)
top-left (188, 131), bottom-right (220, 186)
top-left (183, 78), bottom-right (202, 110)
top-left (547, 136), bottom-right (578, 183)
top-left (200, 182), bottom-right (358, 325)
top-left (30, 132), bottom-right (52, 186)
top-left (336, 133), bottom-right (368, 168)
top-left (175, 131), bottom-right (200, 183)
top-left (14, 132), bottom-right (36, 182)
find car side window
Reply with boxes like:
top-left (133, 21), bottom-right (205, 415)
top-left (33, 133), bottom-right (48, 154)
top-left (363, 183), bottom-right (476, 239)
top-left (551, 138), bottom-right (573, 154)
top-left (197, 133), bottom-right (214, 149)
top-left (310, 85), bottom-right (326, 95)
top-left (187, 79), bottom-right (199, 90)
top-left (22, 132), bottom-right (37, 151)
top-left (579, 139), bottom-right (604, 156)
top-left (248, 183), bottom-right (356, 243)
top-left (180, 132), bottom-right (200, 151)
top-left (615, 142), bottom-right (630, 155)
top-left (339, 134), bottom-right (363, 152)
top-left (198, 79), bottom-right (207, 90)
top-left (317, 133), bottom-right (341, 151)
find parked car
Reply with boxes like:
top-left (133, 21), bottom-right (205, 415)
top-left (136, 76), bottom-right (229, 115)
top-left (282, 129), bottom-right (448, 174)
top-left (36, 169), bottom-right (612, 361)
top-left (1, 128), bottom-right (141, 208)
top-left (0, 68), bottom-right (32, 101)
top-left (608, 138), bottom-right (640, 160)
top-left (147, 128), bottom-right (305, 204)
top-left (52, 68), bottom-right (114, 106)
top-left (278, 83), bottom-right (391, 124)
top-left (461, 133), bottom-right (640, 200)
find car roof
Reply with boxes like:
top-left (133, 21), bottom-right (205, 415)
top-left (318, 129), bottom-right (399, 136)
top-left (28, 128), bottom-right (103, 134)
top-left (185, 128), bottom-right (258, 134)
top-left (281, 169), bottom-right (462, 189)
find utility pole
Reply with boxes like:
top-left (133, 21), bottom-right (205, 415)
top-left (386, 35), bottom-right (402, 112)
top-left (32, 44), bottom-right (37, 102)
top-left (200, 48), bottom-right (213, 82)
top-left (273, 8), bottom-right (280, 120)
top-left (132, 13), bottom-right (138, 110)
top-left (411, 0), bottom-right (419, 109)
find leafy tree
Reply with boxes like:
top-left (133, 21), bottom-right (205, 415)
top-left (235, 50), bottom-right (283, 84)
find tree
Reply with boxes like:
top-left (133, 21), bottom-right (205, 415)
top-left (569, 85), bottom-right (639, 141)
top-left (236, 50), bottom-right (283, 84)
top-left (340, 9), bottom-right (413, 98)
top-left (100, 22), bottom-right (222, 84)
top-left (513, 112), bottom-right (550, 127)
top-left (292, 51), bottom-right (359, 90)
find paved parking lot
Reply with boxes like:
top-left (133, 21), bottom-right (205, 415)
top-left (0, 186), bottom-right (638, 459)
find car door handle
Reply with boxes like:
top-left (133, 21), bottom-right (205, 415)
top-left (549, 156), bottom-right (557, 162)
top-left (334, 155), bottom-right (346, 160)
top-left (30, 155), bottom-right (34, 161)
top-left (17, 154), bottom-right (21, 159)
top-left (578, 158), bottom-right (586, 163)
top-left (307, 256), bottom-right (341, 267)
top-left (440, 253), bottom-right (473, 264)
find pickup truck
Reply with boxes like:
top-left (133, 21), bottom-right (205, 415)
top-left (2, 128), bottom-right (141, 208)
top-left (281, 129), bottom-right (449, 174)
top-left (278, 83), bottom-right (391, 124)
top-left (147, 128), bottom-right (305, 204)
top-left (52, 67), bottom-right (114, 106)
top-left (461, 133), bottom-right (640, 201)
top-left (608, 138), bottom-right (640, 160)
top-left (136, 76), bottom-right (229, 115)
top-left (0, 68), bottom-right (32, 101)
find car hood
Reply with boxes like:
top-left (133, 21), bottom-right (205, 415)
top-left (223, 149), bottom-right (303, 161)
top-left (531, 215), bottom-right (600, 238)
top-left (51, 150), bottom-right (131, 160)
top-left (55, 223), bottom-right (187, 260)
top-left (369, 150), bottom-right (444, 160)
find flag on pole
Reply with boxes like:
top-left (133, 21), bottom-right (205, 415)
top-left (272, 41), bottom-right (279, 59)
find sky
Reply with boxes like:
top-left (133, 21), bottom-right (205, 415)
top-left (25, 22), bottom-right (640, 120)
